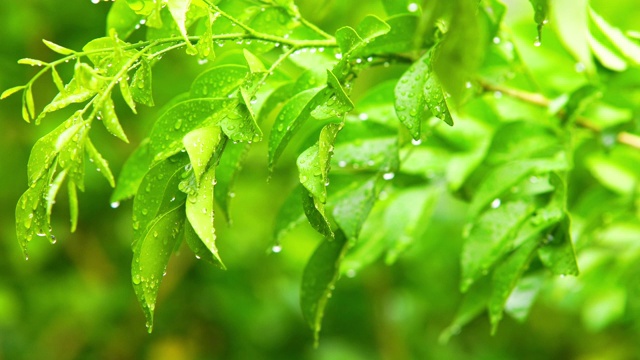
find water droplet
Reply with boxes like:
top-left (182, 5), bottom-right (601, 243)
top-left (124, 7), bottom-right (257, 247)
top-left (198, 58), bottom-right (208, 65)
top-left (358, 113), bottom-right (369, 121)
top-left (338, 160), bottom-right (347, 168)
top-left (335, 53), bottom-right (343, 60)
top-left (174, 119), bottom-right (183, 130)
top-left (195, 255), bottom-right (201, 260)
top-left (490, 198), bottom-right (501, 209)
top-left (575, 62), bottom-right (585, 73)
top-left (411, 138), bottom-right (422, 146)
top-left (534, 39), bottom-right (541, 47)
top-left (346, 269), bottom-right (357, 278)
top-left (494, 91), bottom-right (503, 99)
top-left (271, 244), bottom-right (282, 253)
top-left (465, 81), bottom-right (472, 89)
top-left (407, 2), bottom-right (419, 12)
top-left (382, 172), bottom-right (395, 180)
top-left (110, 201), bottom-right (120, 209)
top-left (132, 274), bottom-right (141, 284)
top-left (493, 36), bottom-right (501, 44)
top-left (50, 235), bottom-right (57, 244)
top-left (91, 0), bottom-right (100, 3)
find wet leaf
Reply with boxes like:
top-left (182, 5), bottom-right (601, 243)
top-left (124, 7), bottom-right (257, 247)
top-left (131, 59), bottom-right (154, 106)
top-left (301, 230), bottom-right (349, 346)
top-left (85, 139), bottom-right (116, 187)
top-left (1, 85), bottom-right (25, 100)
top-left (42, 39), bottom-right (74, 55)
top-left (132, 204), bottom-right (185, 332)
top-left (189, 64), bottom-right (248, 98)
top-left (183, 125), bottom-right (221, 184)
top-left (215, 141), bottom-right (249, 222)
top-left (461, 200), bottom-right (535, 292)
top-left (332, 176), bottom-right (381, 241)
top-left (99, 96), bottom-right (129, 143)
top-left (394, 50), bottom-right (432, 139)
top-left (297, 122), bottom-right (343, 203)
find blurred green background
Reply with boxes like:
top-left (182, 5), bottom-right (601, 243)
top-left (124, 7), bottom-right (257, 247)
top-left (1, 1), bottom-right (640, 359)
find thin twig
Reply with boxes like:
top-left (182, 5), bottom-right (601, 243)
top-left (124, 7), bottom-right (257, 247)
top-left (479, 80), bottom-right (640, 150)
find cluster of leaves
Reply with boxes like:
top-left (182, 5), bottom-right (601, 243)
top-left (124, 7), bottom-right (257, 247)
top-left (5, 0), bottom-right (640, 343)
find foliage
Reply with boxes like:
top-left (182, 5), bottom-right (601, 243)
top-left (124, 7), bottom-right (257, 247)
top-left (4, 0), bottom-right (640, 349)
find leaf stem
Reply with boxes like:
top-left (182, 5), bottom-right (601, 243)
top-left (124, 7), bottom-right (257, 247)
top-left (478, 80), bottom-right (640, 150)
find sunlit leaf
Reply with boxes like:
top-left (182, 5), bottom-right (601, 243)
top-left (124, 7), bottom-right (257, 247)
top-left (111, 139), bottom-right (152, 203)
top-left (107, 0), bottom-right (143, 39)
top-left (332, 176), bottom-right (381, 241)
top-left (183, 125), bottom-right (221, 184)
top-left (99, 96), bottom-right (129, 143)
top-left (189, 64), bottom-right (248, 98)
top-left (42, 39), bottom-right (74, 55)
top-left (131, 58), bottom-right (154, 106)
top-left (1, 85), bottom-right (25, 100)
top-left (86, 139), bottom-right (116, 187)
top-left (395, 50), bottom-right (432, 139)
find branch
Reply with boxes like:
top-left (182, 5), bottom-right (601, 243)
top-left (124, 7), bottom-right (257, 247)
top-left (479, 80), bottom-right (640, 150)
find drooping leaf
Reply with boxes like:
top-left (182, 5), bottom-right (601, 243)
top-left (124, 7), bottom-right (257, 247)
top-left (273, 186), bottom-right (307, 245)
top-left (588, 8), bottom-right (640, 66)
top-left (132, 204), bottom-right (186, 332)
top-left (243, 49), bottom-right (267, 73)
top-left (424, 73), bottom-right (453, 126)
top-left (132, 153), bottom-right (190, 245)
top-left (550, 0), bottom-right (594, 76)
top-left (394, 50), bottom-right (432, 139)
top-left (111, 139), bottom-right (152, 203)
top-left (332, 176), bottom-right (381, 241)
top-left (268, 87), bottom-right (323, 169)
top-left (68, 181), bottom-right (78, 232)
top-left (302, 189), bottom-right (333, 239)
top-left (99, 96), bottom-right (129, 143)
top-left (538, 218), bottom-right (579, 276)
top-left (85, 139), bottom-right (115, 187)
top-left (119, 77), bottom-right (137, 114)
top-left (214, 141), bottom-right (249, 222)
top-left (489, 239), bottom-right (539, 332)
top-left (131, 58), bottom-right (154, 106)
top-left (1, 85), bottom-right (26, 100)
top-left (461, 200), bottom-right (535, 292)
top-left (42, 39), bottom-right (74, 55)
top-left (297, 122), bottom-right (343, 203)
top-left (366, 14), bottom-right (419, 54)
top-left (528, 0), bottom-right (549, 42)
top-left (440, 278), bottom-right (491, 343)
top-left (166, 0), bottom-right (197, 54)
top-left (51, 67), bottom-right (65, 92)
top-left (185, 165), bottom-right (224, 268)
top-left (301, 230), bottom-right (349, 346)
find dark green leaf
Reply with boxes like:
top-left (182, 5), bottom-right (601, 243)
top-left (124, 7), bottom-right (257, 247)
top-left (440, 278), bottom-right (491, 343)
top-left (302, 189), bottom-right (333, 239)
top-left (538, 217), bottom-right (579, 276)
top-left (301, 231), bottom-right (349, 346)
top-left (215, 141), bottom-right (249, 222)
top-left (489, 239), bottom-right (539, 333)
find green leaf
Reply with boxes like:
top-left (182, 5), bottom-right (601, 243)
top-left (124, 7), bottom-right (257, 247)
top-left (24, 86), bottom-right (35, 120)
top-left (504, 274), bottom-right (545, 322)
top-left (131, 59), bottom-right (154, 106)
top-left (268, 87), bottom-right (323, 169)
top-left (132, 153), bottom-right (189, 245)
top-left (189, 64), bottom-right (248, 98)
top-left (184, 221), bottom-right (219, 265)
top-left (461, 200), bottom-right (535, 292)
top-left (273, 186), bottom-right (306, 245)
top-left (335, 15), bottom-right (390, 57)
top-left (185, 165), bottom-right (225, 268)
top-left (302, 189), bottom-right (334, 239)
top-left (538, 217), bottom-right (579, 276)
top-left (68, 181), bottom-right (78, 232)
top-left (107, 0), bottom-right (143, 39)
top-left (243, 49), bottom-right (267, 73)
top-left (588, 8), bottom-right (640, 66)
top-left (51, 67), bottom-right (65, 92)
top-left (85, 139), bottom-right (116, 188)
top-left (528, 0), bottom-right (549, 41)
top-left (99, 96), bottom-right (129, 143)
top-left (42, 39), bottom-right (74, 55)
top-left (46, 169), bottom-right (67, 218)
top-left (214, 141), bottom-right (249, 222)
top-left (1, 85), bottom-right (25, 100)
top-left (148, 98), bottom-right (231, 162)
top-left (469, 159), bottom-right (568, 218)
top-left (119, 77), bottom-right (137, 114)
top-left (183, 125), bottom-right (221, 184)
top-left (18, 58), bottom-right (47, 66)
top-left (196, 13), bottom-right (215, 60)
top-left (440, 278), bottom-right (491, 343)
top-left (301, 230), bottom-right (349, 346)
top-left (166, 0), bottom-right (197, 54)
top-left (297, 122), bottom-right (343, 203)
top-left (310, 70), bottom-right (354, 120)
top-left (331, 137), bottom-right (398, 172)
top-left (485, 122), bottom-right (558, 165)
top-left (40, 79), bottom-right (96, 122)
top-left (111, 139), bottom-right (152, 203)
top-left (424, 73), bottom-right (453, 126)
top-left (332, 176), bottom-right (381, 241)
top-left (132, 204), bottom-right (186, 332)
top-left (16, 175), bottom-right (50, 255)
top-left (366, 14), bottom-right (419, 54)
top-left (489, 239), bottom-right (539, 333)
top-left (395, 50), bottom-right (432, 139)
top-left (550, 0), bottom-right (594, 76)
top-left (27, 116), bottom-right (81, 185)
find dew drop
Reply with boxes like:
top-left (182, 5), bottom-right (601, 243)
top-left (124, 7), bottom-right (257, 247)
top-left (534, 39), bottom-right (541, 47)
top-left (346, 269), bottom-right (357, 278)
top-left (335, 53), bottom-right (343, 60)
top-left (132, 274), bottom-right (141, 284)
top-left (382, 172), bottom-right (395, 181)
top-left (411, 138), bottom-right (422, 146)
top-left (91, 0), bottom-right (100, 3)
top-left (271, 244), bottom-right (282, 253)
top-left (490, 198), bottom-right (501, 209)
top-left (492, 36), bottom-right (501, 44)
top-left (338, 160), bottom-right (347, 168)
top-left (407, 2), bottom-right (419, 12)
top-left (358, 113), bottom-right (369, 121)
